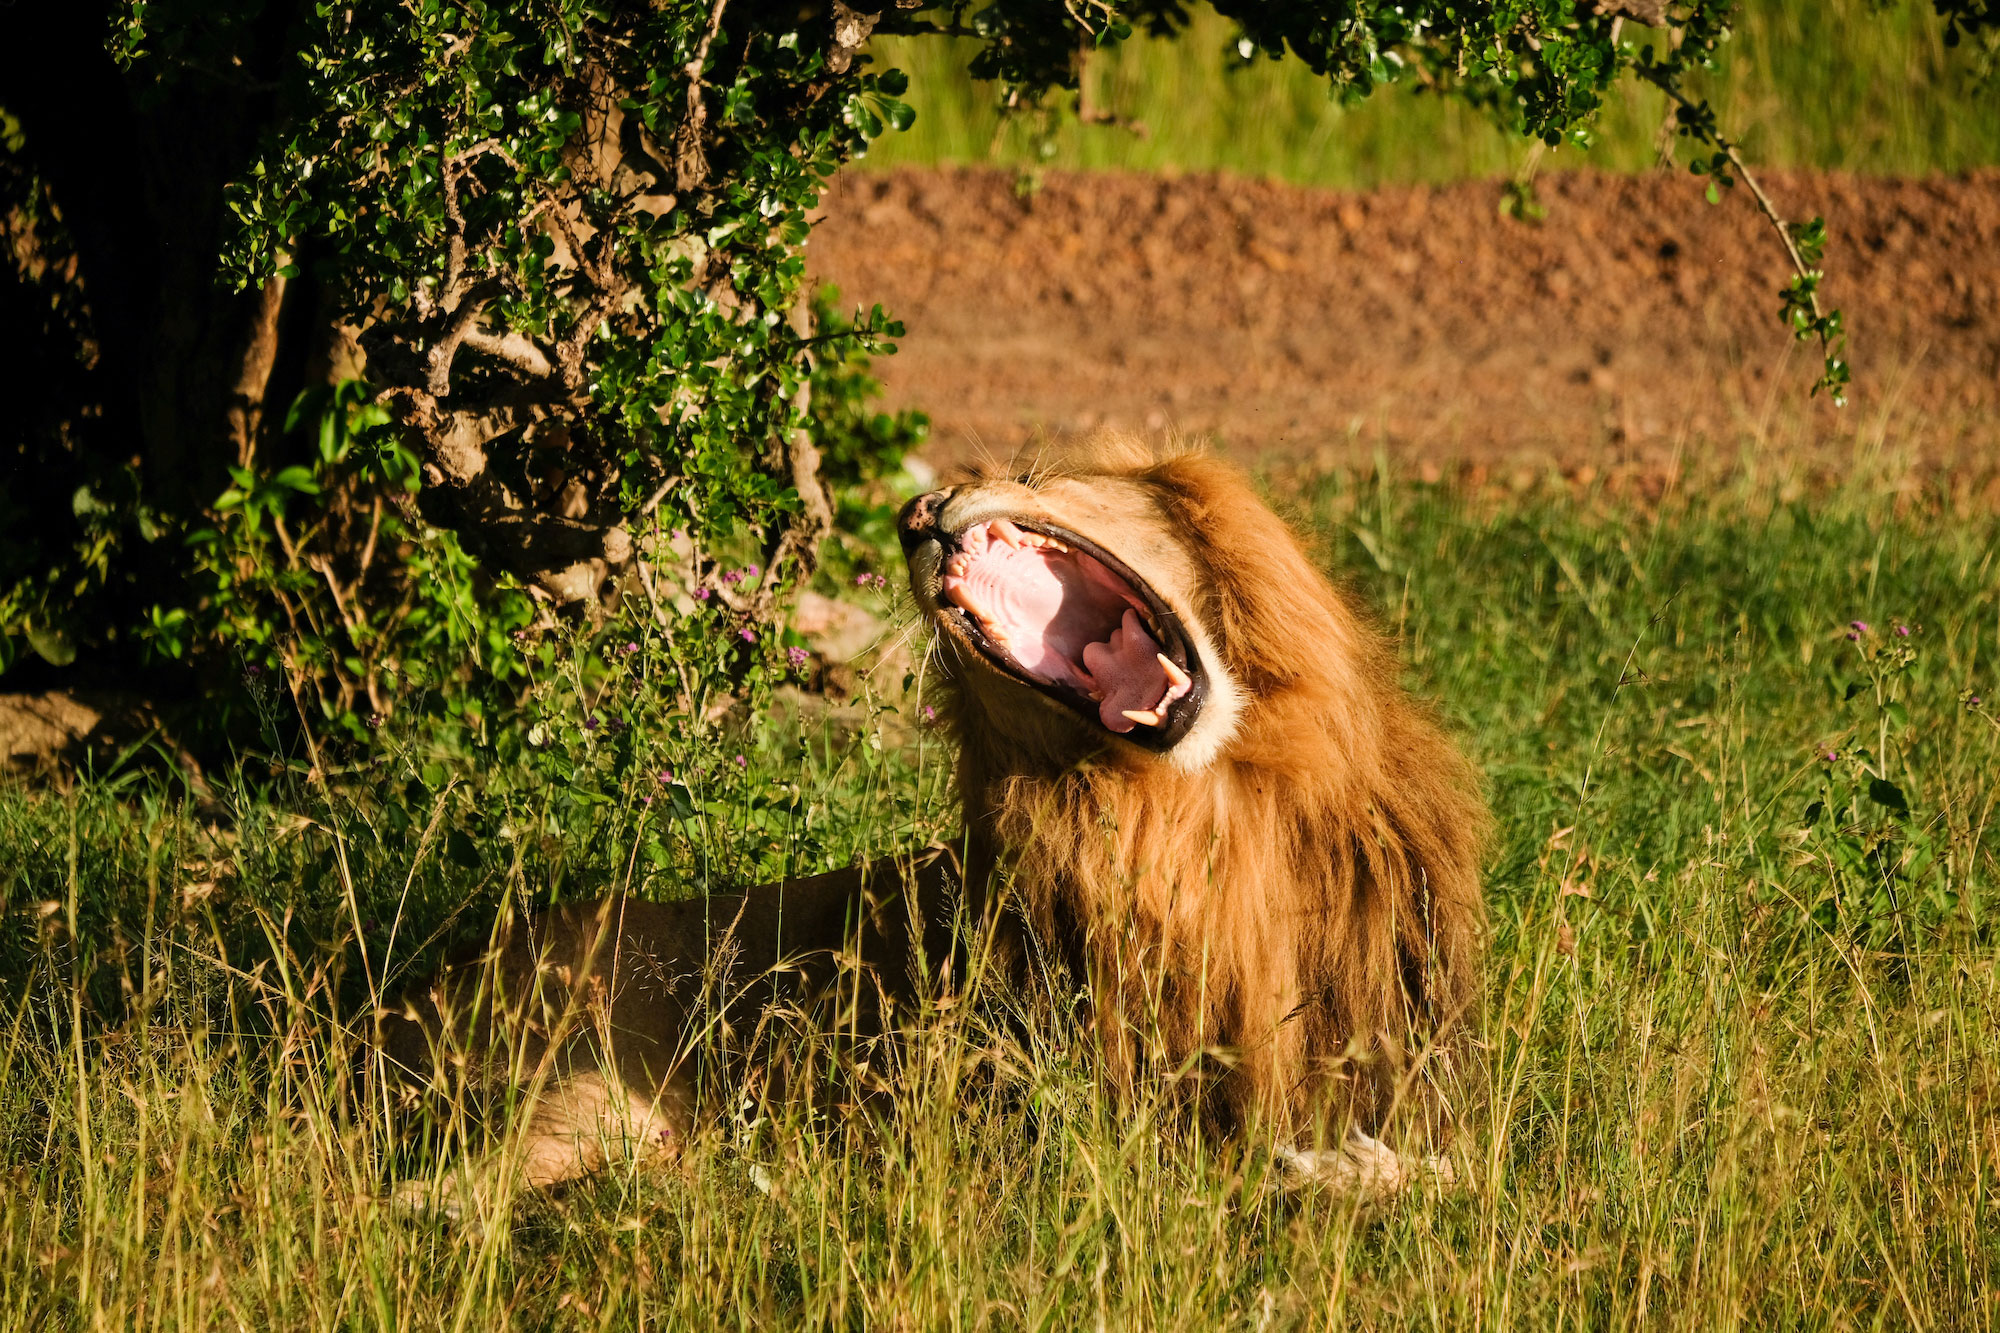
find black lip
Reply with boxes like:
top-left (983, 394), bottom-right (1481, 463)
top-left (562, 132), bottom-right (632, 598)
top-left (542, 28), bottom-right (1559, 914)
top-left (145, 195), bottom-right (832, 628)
top-left (913, 516), bottom-right (1208, 752)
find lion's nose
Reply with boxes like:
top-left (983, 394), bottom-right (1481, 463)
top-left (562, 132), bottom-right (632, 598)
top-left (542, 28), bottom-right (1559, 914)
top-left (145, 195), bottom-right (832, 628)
top-left (897, 488), bottom-right (953, 554)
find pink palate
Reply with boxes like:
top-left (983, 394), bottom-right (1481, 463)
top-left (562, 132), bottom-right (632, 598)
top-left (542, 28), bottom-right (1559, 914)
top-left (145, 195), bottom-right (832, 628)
top-left (942, 521), bottom-right (1191, 732)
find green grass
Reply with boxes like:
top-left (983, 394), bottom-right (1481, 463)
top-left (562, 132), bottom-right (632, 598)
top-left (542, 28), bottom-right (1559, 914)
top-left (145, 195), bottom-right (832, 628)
top-left (3, 458), bottom-right (1998, 1329)
top-left (863, 0), bottom-right (2000, 188)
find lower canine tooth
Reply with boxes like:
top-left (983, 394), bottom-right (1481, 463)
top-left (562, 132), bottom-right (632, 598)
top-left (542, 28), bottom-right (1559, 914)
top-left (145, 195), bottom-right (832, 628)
top-left (1121, 708), bottom-right (1163, 727)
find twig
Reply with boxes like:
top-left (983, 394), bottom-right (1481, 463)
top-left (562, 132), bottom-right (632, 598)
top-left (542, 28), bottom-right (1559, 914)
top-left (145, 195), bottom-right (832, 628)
top-left (1639, 73), bottom-right (1830, 338)
top-left (639, 475), bottom-right (681, 518)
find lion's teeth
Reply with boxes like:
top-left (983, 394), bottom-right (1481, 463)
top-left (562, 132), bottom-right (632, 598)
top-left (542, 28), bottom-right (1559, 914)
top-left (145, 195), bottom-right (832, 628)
top-left (1121, 708), bottom-right (1163, 727)
top-left (1157, 654), bottom-right (1190, 689)
top-left (952, 583), bottom-right (992, 622)
top-left (991, 518), bottom-right (1026, 548)
top-left (946, 554), bottom-right (968, 576)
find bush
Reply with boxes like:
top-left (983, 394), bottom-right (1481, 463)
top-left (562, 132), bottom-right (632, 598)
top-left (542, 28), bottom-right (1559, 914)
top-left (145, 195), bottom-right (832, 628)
top-left (6, 0), bottom-right (1984, 758)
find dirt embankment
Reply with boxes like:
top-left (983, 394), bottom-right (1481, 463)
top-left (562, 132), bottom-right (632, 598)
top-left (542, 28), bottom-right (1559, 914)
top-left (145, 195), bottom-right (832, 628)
top-left (809, 168), bottom-right (2000, 478)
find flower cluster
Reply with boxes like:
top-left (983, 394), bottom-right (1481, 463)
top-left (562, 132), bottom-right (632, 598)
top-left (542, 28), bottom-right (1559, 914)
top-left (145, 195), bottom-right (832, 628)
top-left (853, 572), bottom-right (890, 590)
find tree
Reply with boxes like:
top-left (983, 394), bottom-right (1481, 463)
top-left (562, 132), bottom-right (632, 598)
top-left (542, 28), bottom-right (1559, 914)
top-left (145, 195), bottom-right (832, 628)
top-left (3, 0), bottom-right (1980, 744)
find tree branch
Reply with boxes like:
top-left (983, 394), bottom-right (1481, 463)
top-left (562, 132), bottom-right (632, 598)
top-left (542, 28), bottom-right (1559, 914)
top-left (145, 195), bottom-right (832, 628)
top-left (674, 0), bottom-right (730, 193)
top-left (462, 326), bottom-right (558, 380)
top-left (425, 278), bottom-right (503, 397)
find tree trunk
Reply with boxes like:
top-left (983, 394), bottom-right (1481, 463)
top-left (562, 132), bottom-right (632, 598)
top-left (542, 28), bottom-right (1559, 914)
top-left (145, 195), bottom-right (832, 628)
top-left (3, 3), bottom-right (302, 519)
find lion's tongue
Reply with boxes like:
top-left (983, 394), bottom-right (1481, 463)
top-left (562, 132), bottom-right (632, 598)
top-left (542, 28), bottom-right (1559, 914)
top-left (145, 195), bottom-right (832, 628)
top-left (943, 521), bottom-right (1188, 733)
top-left (1081, 609), bottom-right (1184, 732)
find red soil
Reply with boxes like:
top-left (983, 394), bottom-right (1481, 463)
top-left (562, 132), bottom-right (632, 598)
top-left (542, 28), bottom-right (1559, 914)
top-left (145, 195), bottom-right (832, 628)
top-left (809, 167), bottom-right (2000, 479)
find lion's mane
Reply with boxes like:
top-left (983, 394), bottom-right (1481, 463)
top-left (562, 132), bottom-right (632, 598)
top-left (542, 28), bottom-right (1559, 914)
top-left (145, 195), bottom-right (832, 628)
top-left (941, 442), bottom-right (1489, 1140)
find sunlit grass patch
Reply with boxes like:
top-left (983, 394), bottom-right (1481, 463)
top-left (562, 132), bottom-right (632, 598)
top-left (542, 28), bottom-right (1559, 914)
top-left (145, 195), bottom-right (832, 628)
top-left (1, 461), bottom-right (1995, 1329)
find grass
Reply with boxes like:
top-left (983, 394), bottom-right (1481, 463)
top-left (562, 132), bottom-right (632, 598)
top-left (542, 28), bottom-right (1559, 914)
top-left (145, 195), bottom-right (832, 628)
top-left (3, 455), bottom-right (1998, 1329)
top-left (862, 0), bottom-right (2000, 188)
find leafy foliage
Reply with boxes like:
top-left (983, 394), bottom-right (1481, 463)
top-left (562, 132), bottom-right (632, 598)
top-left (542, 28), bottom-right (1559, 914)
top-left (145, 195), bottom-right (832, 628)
top-left (8, 0), bottom-right (1969, 752)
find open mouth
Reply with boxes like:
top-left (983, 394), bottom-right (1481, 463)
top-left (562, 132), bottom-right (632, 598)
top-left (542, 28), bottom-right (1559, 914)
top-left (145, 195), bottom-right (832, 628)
top-left (919, 517), bottom-right (1207, 749)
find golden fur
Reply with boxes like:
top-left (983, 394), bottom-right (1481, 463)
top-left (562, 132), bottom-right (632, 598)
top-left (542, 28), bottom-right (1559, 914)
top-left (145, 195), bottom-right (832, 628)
top-left (376, 437), bottom-right (1487, 1195)
top-left (919, 438), bottom-right (1488, 1140)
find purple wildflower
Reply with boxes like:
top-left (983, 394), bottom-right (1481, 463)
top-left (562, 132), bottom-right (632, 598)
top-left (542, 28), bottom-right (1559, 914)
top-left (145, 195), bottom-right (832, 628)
top-left (743, 564), bottom-right (760, 578)
top-left (721, 569), bottom-right (742, 586)
top-left (734, 753), bottom-right (748, 769)
top-left (921, 705), bottom-right (937, 722)
top-left (639, 794), bottom-right (653, 807)
top-left (1850, 620), bottom-right (1870, 634)
top-left (787, 646), bottom-right (810, 669)
top-left (583, 715), bottom-right (599, 731)
top-left (694, 586), bottom-right (711, 601)
top-left (1894, 624), bottom-right (1911, 638)
top-left (854, 572), bottom-right (872, 588)
top-left (1818, 747), bottom-right (1838, 762)
top-left (655, 769), bottom-right (674, 785)
top-left (738, 627), bottom-right (757, 643)
top-left (623, 641), bottom-right (640, 654)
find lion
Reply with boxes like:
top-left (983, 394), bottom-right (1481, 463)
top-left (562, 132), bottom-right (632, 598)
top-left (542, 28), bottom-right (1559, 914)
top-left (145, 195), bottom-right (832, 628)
top-left (374, 437), bottom-right (1488, 1202)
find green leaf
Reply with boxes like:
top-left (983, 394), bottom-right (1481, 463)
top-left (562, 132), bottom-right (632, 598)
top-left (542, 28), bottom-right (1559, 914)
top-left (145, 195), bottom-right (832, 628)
top-left (1867, 778), bottom-right (1909, 816)
top-left (26, 625), bottom-right (76, 667)
top-left (272, 466), bottom-right (322, 494)
top-left (446, 828), bottom-right (482, 868)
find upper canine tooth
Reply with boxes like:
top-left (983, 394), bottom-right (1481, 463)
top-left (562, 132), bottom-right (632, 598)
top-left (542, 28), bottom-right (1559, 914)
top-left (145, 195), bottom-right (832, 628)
top-left (992, 518), bottom-right (1026, 548)
top-left (1121, 708), bottom-right (1163, 727)
top-left (1157, 654), bottom-right (1190, 689)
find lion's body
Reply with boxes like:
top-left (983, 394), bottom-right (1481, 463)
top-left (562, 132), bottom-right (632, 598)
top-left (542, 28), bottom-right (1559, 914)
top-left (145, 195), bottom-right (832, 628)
top-left (945, 445), bottom-right (1487, 1139)
top-left (377, 853), bottom-right (964, 1186)
top-left (377, 439), bottom-right (1487, 1196)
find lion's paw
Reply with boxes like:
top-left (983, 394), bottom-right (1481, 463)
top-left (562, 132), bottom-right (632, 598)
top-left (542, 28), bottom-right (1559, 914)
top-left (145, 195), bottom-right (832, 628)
top-left (1272, 1128), bottom-right (1456, 1201)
